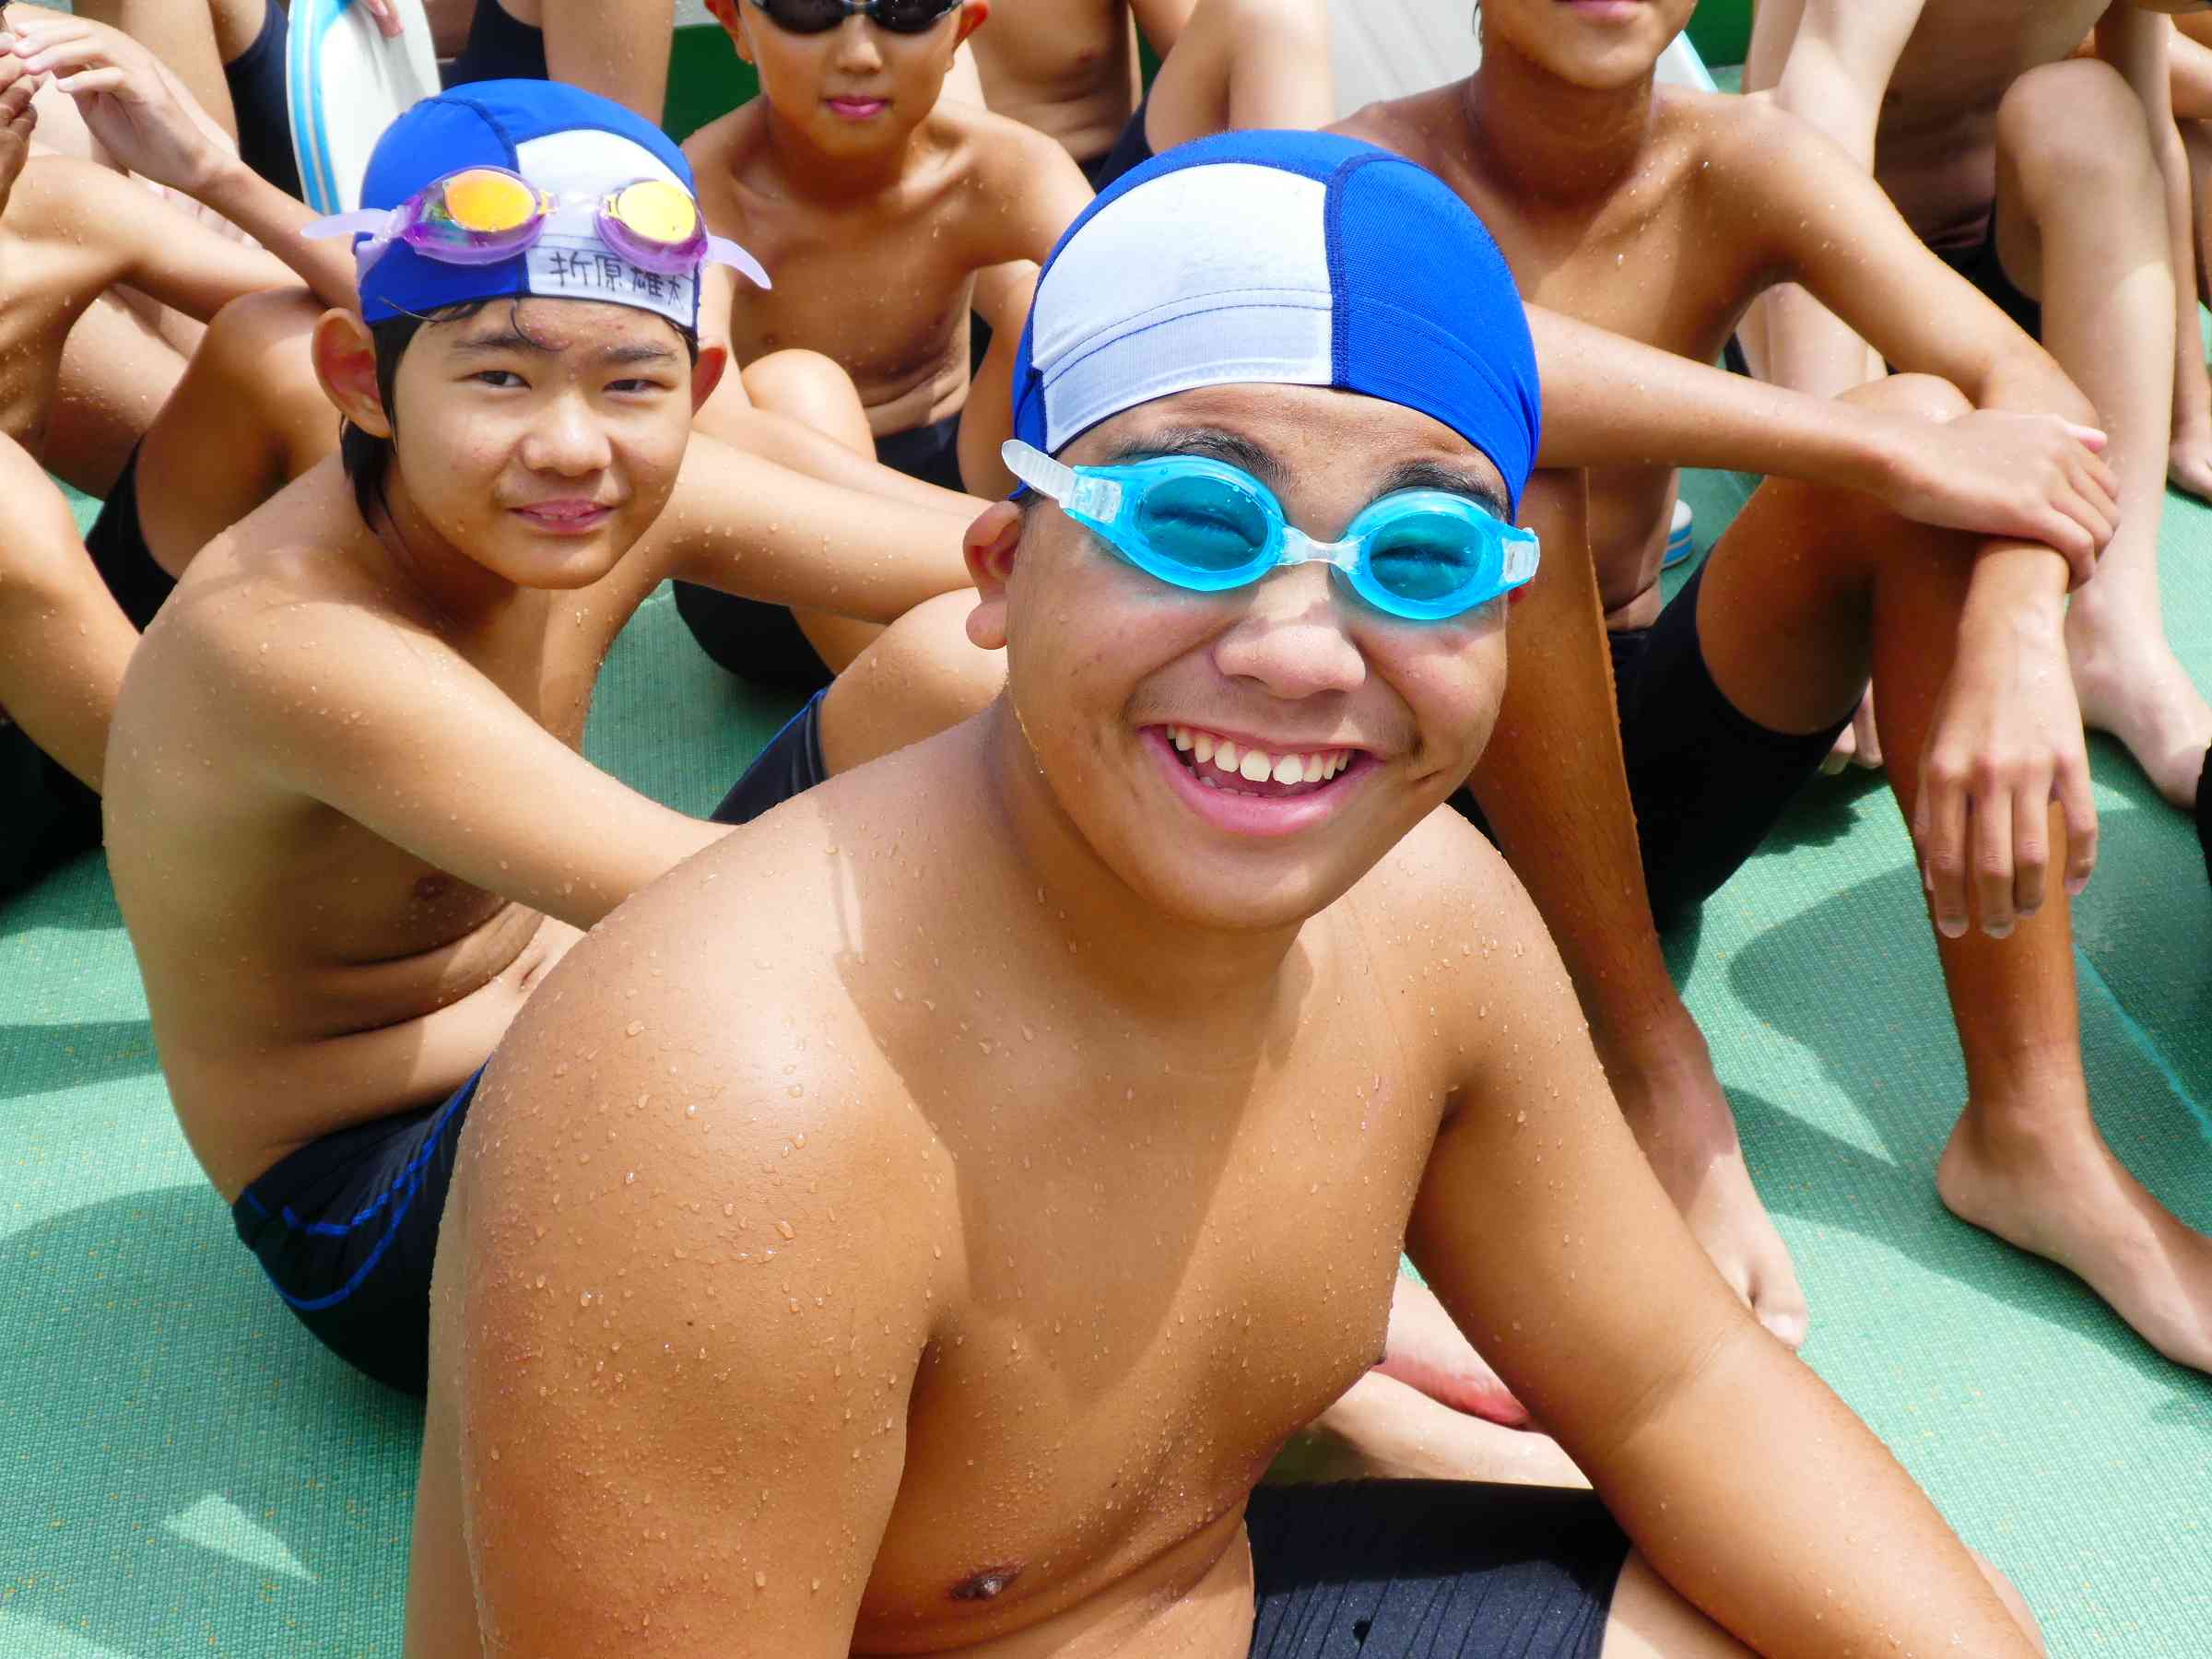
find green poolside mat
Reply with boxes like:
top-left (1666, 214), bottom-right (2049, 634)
top-left (5, 475), bottom-right (2207, 1653)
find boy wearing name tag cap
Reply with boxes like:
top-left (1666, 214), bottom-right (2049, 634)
top-left (102, 80), bottom-right (987, 1397)
top-left (405, 132), bottom-right (2042, 1659)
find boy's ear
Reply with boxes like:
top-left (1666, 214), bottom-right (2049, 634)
top-left (955, 0), bottom-right (989, 46)
top-left (313, 311), bottom-right (390, 438)
top-left (703, 0), bottom-right (752, 59)
top-left (690, 340), bottom-right (731, 414)
top-left (963, 498), bottom-right (1020, 652)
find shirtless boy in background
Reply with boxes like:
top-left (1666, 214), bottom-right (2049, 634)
top-left (964, 0), bottom-right (1334, 191)
top-left (102, 82), bottom-right (987, 1396)
top-left (1337, 0), bottom-right (2212, 1372)
top-left (1745, 0), bottom-right (2212, 810)
top-left (673, 0), bottom-right (1091, 684)
top-left (0, 17), bottom-right (357, 891)
top-left (405, 134), bottom-right (2045, 1658)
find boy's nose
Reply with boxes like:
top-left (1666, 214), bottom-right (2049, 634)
top-left (831, 14), bottom-right (887, 69)
top-left (523, 396), bottom-right (614, 477)
top-left (1210, 566), bottom-right (1368, 702)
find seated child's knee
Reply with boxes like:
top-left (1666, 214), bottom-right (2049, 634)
top-left (207, 287), bottom-right (325, 365)
top-left (1843, 371), bottom-right (1971, 428)
top-left (1967, 1550), bottom-right (2044, 1653)
top-left (880, 590), bottom-right (1004, 708)
top-left (1998, 61), bottom-right (2153, 193)
top-left (741, 349), bottom-right (864, 412)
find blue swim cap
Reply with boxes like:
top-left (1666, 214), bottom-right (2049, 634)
top-left (345, 80), bottom-right (715, 333)
top-left (1011, 131), bottom-right (1542, 513)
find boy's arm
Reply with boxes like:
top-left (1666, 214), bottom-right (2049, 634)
top-left (446, 882), bottom-right (936, 1653)
top-left (1528, 306), bottom-right (2117, 581)
top-left (540, 0), bottom-right (676, 124)
top-left (652, 433), bottom-right (978, 621)
top-left (1403, 850), bottom-right (2038, 1657)
top-left (189, 588), bottom-right (726, 930)
top-left (959, 260), bottom-right (1041, 496)
top-left (1758, 0), bottom-right (1925, 395)
top-left (1129, 0), bottom-right (1199, 55)
top-left (9, 16), bottom-right (355, 307)
top-left (2095, 6), bottom-right (2212, 492)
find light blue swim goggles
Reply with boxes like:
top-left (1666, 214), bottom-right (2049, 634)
top-left (1001, 440), bottom-right (1539, 622)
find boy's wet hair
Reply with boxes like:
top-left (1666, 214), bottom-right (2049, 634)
top-left (337, 300), bottom-right (701, 530)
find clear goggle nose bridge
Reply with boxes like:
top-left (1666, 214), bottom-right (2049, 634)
top-left (1001, 439), bottom-right (1539, 621)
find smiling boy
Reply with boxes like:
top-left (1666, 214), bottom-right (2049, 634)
top-left (102, 81), bottom-right (986, 1395)
top-left (404, 133), bottom-right (2043, 1659)
top-left (1337, 0), bottom-right (2212, 1374)
top-left (671, 0), bottom-right (1091, 685)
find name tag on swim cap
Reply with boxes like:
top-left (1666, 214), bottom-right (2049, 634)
top-left (525, 240), bottom-right (697, 330)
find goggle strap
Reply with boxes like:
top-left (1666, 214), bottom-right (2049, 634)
top-left (1500, 528), bottom-right (1541, 589)
top-left (1001, 439), bottom-right (1078, 505)
top-left (704, 233), bottom-right (774, 291)
top-left (302, 209), bottom-right (393, 242)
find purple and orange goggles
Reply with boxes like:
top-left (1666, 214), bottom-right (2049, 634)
top-left (306, 166), bottom-right (771, 289)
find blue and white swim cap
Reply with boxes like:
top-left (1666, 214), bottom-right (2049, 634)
top-left (1011, 131), bottom-right (1542, 513)
top-left (343, 80), bottom-right (721, 335)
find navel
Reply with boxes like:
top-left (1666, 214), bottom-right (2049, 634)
top-left (948, 1563), bottom-right (1024, 1603)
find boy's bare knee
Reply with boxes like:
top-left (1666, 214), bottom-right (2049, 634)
top-left (1840, 371), bottom-right (1971, 428)
top-left (741, 349), bottom-right (861, 411)
top-left (206, 287), bottom-right (325, 368)
top-left (1998, 61), bottom-right (2155, 200)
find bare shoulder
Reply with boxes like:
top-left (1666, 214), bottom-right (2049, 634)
top-left (680, 102), bottom-right (763, 187)
top-left (1667, 82), bottom-right (1840, 195)
top-left (1330, 85), bottom-right (1464, 171)
top-left (945, 99), bottom-right (1086, 197)
top-left (1346, 804), bottom-right (1576, 1042)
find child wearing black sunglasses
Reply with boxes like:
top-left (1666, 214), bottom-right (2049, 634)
top-left (671, 0), bottom-right (1091, 688)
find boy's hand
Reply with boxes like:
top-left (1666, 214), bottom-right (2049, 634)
top-left (359, 0), bottom-right (407, 39)
top-left (1874, 407), bottom-right (2117, 589)
top-left (5, 16), bottom-right (229, 196)
top-left (1913, 578), bottom-right (2096, 937)
top-left (0, 52), bottom-right (37, 207)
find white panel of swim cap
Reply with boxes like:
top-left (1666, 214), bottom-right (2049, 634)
top-left (512, 128), bottom-right (696, 327)
top-left (1034, 165), bottom-right (1334, 451)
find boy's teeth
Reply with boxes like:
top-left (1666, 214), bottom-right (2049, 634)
top-left (1302, 753), bottom-right (1328, 783)
top-left (1241, 750), bottom-right (1274, 783)
top-left (1214, 740), bottom-right (1241, 772)
top-left (1194, 732), bottom-right (1215, 763)
top-left (1173, 726), bottom-right (1194, 752)
top-left (1166, 727), bottom-right (1359, 790)
top-left (1270, 753), bottom-right (1302, 785)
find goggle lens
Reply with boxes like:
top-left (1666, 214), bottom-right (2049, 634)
top-left (754, 0), bottom-right (958, 33)
top-left (438, 168), bottom-right (541, 235)
top-left (609, 179), bottom-right (700, 246)
top-left (1134, 475), bottom-right (1273, 574)
top-left (1362, 511), bottom-right (1490, 605)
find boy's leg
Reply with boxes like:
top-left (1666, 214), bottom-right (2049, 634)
top-left (1990, 60), bottom-right (2212, 806)
top-left (1143, 0), bottom-right (1335, 155)
top-left (43, 291), bottom-right (191, 500)
top-left (1700, 374), bottom-right (2212, 1373)
top-left (133, 288), bottom-right (336, 573)
top-left (816, 589), bottom-right (1004, 773)
top-left (69, 0), bottom-right (265, 144)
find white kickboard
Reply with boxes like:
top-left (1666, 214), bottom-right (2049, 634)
top-left (288, 0), bottom-right (442, 214)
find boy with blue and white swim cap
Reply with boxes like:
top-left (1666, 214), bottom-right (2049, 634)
top-left (102, 79), bottom-right (982, 1397)
top-left (411, 131), bottom-right (2037, 1659)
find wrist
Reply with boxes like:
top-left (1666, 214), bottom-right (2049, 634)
top-left (1960, 547), bottom-right (2067, 641)
top-left (193, 148), bottom-right (257, 207)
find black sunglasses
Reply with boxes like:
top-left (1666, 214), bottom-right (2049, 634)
top-left (747, 0), bottom-right (960, 35)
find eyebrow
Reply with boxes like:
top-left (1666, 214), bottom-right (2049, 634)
top-left (446, 329), bottom-right (679, 368)
top-left (1105, 427), bottom-right (1511, 519)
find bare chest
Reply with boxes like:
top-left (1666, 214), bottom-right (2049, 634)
top-left (1885, 0), bottom-right (2106, 135)
top-left (856, 1043), bottom-right (1441, 1645)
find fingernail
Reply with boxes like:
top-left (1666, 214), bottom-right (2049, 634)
top-left (2065, 874), bottom-right (2089, 896)
top-left (1939, 917), bottom-right (1968, 938)
top-left (1983, 922), bottom-right (2013, 941)
top-left (1922, 865), bottom-right (1934, 891)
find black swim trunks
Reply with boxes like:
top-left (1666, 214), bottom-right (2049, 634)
top-left (223, 0), bottom-right (303, 200)
top-left (1933, 209), bottom-right (2041, 343)
top-left (1453, 561), bottom-right (1851, 931)
top-left (443, 0), bottom-right (551, 88)
top-left (672, 411), bottom-right (966, 684)
top-left (232, 1071), bottom-right (481, 1395)
top-left (1083, 88), bottom-right (1157, 194)
top-left (710, 687), bottom-right (830, 826)
top-left (2195, 745), bottom-right (2212, 889)
top-left (1, 449), bottom-right (178, 896)
top-left (1246, 1480), bottom-right (1628, 1658)
top-left (227, 731), bottom-right (832, 1393)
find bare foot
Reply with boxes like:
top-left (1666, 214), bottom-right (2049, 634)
top-left (1611, 1047), bottom-right (1812, 1349)
top-left (1821, 683), bottom-right (1883, 776)
top-left (1376, 1272), bottom-right (1532, 1428)
top-left (2170, 420), bottom-right (2212, 504)
top-left (1937, 1106), bottom-right (2212, 1372)
top-left (2068, 615), bottom-right (2212, 807)
top-left (1273, 1371), bottom-right (1590, 1489)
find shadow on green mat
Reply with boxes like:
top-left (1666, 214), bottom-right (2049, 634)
top-left (0, 1186), bottom-right (419, 1656)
